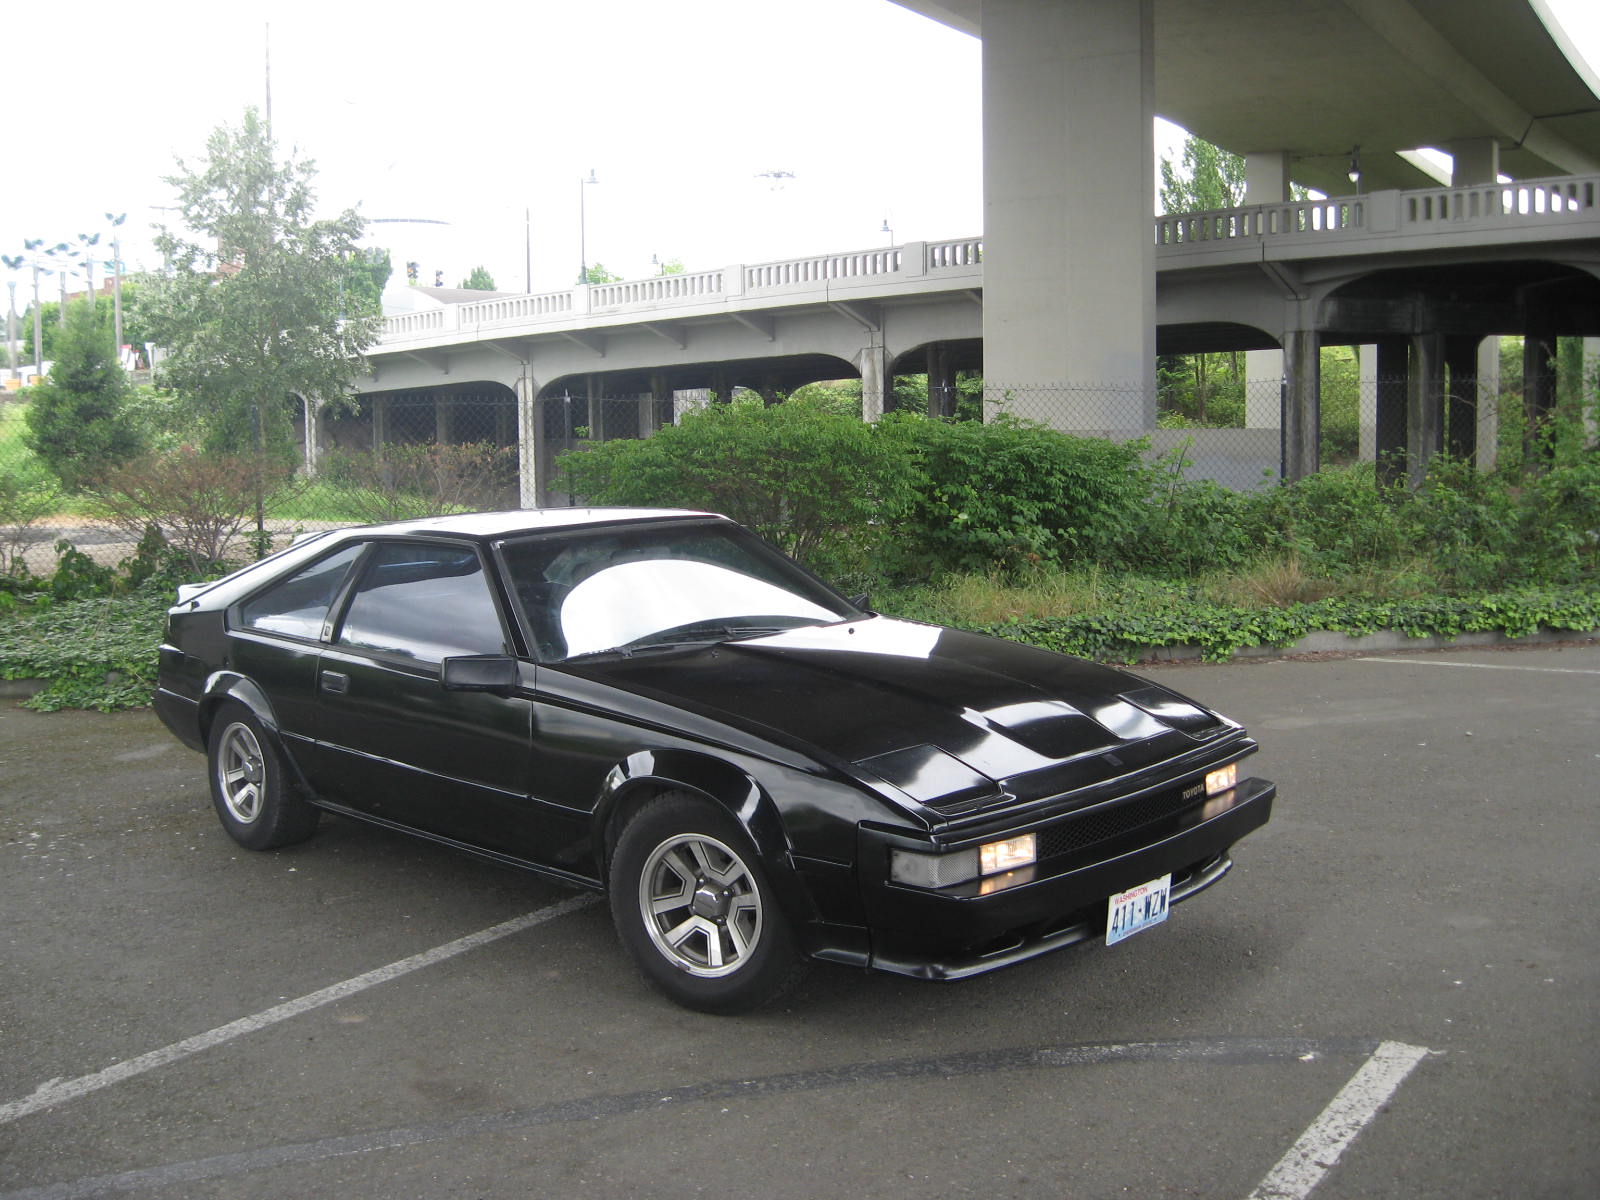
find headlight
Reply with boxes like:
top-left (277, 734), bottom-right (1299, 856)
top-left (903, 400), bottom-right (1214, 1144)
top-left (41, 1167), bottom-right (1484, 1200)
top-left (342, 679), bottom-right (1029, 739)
top-left (890, 833), bottom-right (1038, 889)
top-left (1205, 762), bottom-right (1238, 795)
top-left (980, 833), bottom-right (1037, 874)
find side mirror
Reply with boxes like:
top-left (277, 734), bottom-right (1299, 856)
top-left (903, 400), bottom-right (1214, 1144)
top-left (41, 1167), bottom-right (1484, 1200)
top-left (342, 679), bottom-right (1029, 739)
top-left (441, 654), bottom-right (521, 693)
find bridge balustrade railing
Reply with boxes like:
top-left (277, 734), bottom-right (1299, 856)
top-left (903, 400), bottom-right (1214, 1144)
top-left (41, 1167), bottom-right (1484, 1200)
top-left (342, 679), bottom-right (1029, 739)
top-left (744, 247), bottom-right (903, 289)
top-left (590, 269), bottom-right (725, 309)
top-left (1153, 198), bottom-right (1362, 246)
top-left (1402, 175), bottom-right (1597, 225)
top-left (457, 291), bottom-right (575, 326)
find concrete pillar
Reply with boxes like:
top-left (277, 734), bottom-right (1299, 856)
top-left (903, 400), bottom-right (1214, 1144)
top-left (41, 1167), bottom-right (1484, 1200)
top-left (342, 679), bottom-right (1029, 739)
top-left (1243, 152), bottom-right (1290, 428)
top-left (516, 373), bottom-right (540, 508)
top-left (1523, 333), bottom-right (1557, 461)
top-left (1375, 339), bottom-right (1409, 483)
top-left (927, 345), bottom-right (956, 418)
top-left (435, 393), bottom-right (452, 444)
top-left (1443, 336), bottom-right (1480, 460)
top-left (858, 336), bottom-right (888, 422)
top-left (1477, 337), bottom-right (1502, 471)
top-left (301, 395), bottom-right (321, 477)
top-left (372, 396), bottom-right (388, 450)
top-left (1408, 333), bottom-right (1445, 486)
top-left (586, 374), bottom-right (604, 441)
top-left (981, 0), bottom-right (1155, 419)
top-left (1244, 152), bottom-right (1292, 205)
top-left (650, 372), bottom-right (671, 432)
top-left (1282, 329), bottom-right (1321, 481)
top-left (1451, 138), bottom-right (1500, 187)
top-left (1357, 345), bottom-right (1379, 460)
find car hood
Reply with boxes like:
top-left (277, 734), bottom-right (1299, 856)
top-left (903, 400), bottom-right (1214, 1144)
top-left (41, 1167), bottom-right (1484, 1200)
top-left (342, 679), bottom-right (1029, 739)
top-left (563, 617), bottom-right (1231, 808)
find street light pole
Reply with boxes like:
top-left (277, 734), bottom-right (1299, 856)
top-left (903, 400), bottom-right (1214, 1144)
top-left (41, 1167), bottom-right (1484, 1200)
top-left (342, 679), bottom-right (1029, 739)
top-left (5, 279), bottom-right (16, 384)
top-left (27, 241), bottom-right (45, 375)
top-left (578, 169), bottom-right (598, 284)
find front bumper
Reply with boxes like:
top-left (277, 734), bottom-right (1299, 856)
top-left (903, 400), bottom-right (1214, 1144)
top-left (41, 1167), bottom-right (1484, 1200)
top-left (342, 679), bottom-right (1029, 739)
top-left (858, 776), bottom-right (1274, 980)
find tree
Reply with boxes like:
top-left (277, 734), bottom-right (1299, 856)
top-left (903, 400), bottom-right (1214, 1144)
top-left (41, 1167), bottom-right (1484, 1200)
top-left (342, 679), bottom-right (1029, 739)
top-left (459, 265), bottom-right (496, 290)
top-left (23, 300), bottom-right (144, 488)
top-left (1159, 135), bottom-right (1246, 215)
top-left (141, 108), bottom-right (380, 457)
top-left (580, 263), bottom-right (621, 285)
top-left (343, 247), bottom-right (392, 316)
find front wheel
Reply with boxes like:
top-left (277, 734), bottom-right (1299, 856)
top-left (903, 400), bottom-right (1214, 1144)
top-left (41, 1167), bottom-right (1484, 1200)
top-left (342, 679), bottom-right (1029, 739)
top-left (609, 793), bottom-right (807, 1013)
top-left (207, 703), bottom-right (320, 851)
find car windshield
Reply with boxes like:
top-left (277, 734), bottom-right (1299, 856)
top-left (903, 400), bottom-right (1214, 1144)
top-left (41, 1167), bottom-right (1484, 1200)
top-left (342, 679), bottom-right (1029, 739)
top-left (498, 520), bottom-right (859, 662)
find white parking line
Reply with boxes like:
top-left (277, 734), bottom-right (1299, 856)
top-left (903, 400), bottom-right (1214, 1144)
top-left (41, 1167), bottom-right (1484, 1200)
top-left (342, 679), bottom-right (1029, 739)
top-left (1245, 1040), bottom-right (1432, 1200)
top-left (0, 893), bottom-right (599, 1127)
top-left (1360, 657), bottom-right (1600, 675)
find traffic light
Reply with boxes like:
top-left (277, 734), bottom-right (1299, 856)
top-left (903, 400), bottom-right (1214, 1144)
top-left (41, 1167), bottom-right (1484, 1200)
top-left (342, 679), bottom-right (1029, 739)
top-left (406, 261), bottom-right (419, 284)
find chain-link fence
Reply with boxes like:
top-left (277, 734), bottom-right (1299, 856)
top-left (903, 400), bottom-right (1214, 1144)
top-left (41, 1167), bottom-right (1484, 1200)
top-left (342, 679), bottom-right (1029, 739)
top-left (3, 369), bottom-right (1587, 576)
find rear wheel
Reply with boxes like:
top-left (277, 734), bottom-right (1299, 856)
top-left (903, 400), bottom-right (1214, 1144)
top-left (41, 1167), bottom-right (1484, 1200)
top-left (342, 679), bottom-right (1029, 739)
top-left (609, 793), bottom-right (807, 1013)
top-left (207, 703), bottom-right (320, 851)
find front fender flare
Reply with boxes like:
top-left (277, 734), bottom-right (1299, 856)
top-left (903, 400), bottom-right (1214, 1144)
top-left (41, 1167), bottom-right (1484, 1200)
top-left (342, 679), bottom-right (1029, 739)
top-left (592, 748), bottom-right (814, 923)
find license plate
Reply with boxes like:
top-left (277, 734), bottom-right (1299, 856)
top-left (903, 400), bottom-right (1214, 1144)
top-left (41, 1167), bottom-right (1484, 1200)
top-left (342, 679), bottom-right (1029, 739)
top-left (1106, 874), bottom-right (1172, 946)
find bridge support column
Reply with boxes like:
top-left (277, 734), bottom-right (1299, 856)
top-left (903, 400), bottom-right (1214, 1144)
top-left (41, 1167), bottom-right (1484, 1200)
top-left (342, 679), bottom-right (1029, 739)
top-left (1444, 336), bottom-right (1481, 461)
top-left (1358, 345), bottom-right (1379, 461)
top-left (1523, 332), bottom-right (1557, 461)
top-left (1283, 329), bottom-right (1321, 481)
top-left (981, 0), bottom-right (1154, 410)
top-left (372, 396), bottom-right (388, 450)
top-left (516, 373), bottom-right (540, 508)
top-left (301, 396), bottom-right (321, 478)
top-left (587, 375), bottom-right (605, 440)
top-left (1408, 333), bottom-right (1445, 486)
top-left (1375, 340), bottom-right (1409, 484)
top-left (1477, 337), bottom-right (1501, 471)
top-left (1244, 152), bottom-right (1290, 430)
top-left (651, 373), bottom-right (672, 431)
top-left (1451, 138), bottom-right (1500, 186)
top-left (927, 345), bottom-right (956, 418)
top-left (858, 336), bottom-right (888, 422)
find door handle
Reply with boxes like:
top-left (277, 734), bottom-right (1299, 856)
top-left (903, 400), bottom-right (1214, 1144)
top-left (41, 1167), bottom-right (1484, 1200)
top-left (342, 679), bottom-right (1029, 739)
top-left (321, 670), bottom-right (350, 695)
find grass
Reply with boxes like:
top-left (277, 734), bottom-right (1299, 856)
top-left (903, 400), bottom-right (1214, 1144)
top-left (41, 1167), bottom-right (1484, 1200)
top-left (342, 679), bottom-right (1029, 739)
top-left (881, 556), bottom-right (1443, 631)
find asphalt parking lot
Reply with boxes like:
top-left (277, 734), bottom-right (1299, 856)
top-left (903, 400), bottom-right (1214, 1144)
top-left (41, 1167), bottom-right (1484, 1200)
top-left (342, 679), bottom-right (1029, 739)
top-left (2, 643), bottom-right (1596, 1199)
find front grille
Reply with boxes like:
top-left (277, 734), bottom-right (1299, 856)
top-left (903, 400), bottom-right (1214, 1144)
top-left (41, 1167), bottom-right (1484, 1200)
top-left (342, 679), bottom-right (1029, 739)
top-left (1035, 785), bottom-right (1198, 861)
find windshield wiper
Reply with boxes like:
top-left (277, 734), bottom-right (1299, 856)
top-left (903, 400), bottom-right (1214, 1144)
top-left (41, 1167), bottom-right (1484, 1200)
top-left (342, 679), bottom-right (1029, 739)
top-left (564, 621), bottom-right (812, 663)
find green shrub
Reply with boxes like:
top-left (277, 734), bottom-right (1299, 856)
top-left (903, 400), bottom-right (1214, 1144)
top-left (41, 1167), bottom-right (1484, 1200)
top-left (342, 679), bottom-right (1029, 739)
top-left (882, 412), bottom-right (1149, 577)
top-left (556, 395), bottom-right (917, 574)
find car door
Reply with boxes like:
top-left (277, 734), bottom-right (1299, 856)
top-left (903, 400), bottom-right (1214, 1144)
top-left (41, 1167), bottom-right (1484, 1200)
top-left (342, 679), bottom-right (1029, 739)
top-left (310, 538), bottom-right (539, 855)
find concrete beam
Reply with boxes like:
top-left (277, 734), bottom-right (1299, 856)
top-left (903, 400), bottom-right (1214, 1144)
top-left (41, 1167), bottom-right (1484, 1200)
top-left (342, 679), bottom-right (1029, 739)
top-left (981, 0), bottom-right (1155, 409)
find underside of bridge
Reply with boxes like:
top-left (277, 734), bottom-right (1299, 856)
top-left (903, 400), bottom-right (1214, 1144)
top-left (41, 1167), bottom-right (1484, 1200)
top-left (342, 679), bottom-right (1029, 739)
top-left (888, 0), bottom-right (1600, 475)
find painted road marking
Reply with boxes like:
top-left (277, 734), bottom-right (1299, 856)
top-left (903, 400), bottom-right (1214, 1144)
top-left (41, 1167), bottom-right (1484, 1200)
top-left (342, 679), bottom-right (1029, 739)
top-left (1245, 1040), bottom-right (1432, 1200)
top-left (1360, 657), bottom-right (1600, 675)
top-left (0, 1036), bottom-right (1401, 1200)
top-left (0, 893), bottom-right (599, 1128)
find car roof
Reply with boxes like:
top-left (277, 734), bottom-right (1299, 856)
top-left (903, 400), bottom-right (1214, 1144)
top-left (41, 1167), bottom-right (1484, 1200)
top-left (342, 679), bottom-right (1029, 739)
top-left (173, 508), bottom-right (725, 609)
top-left (350, 507), bottom-right (720, 540)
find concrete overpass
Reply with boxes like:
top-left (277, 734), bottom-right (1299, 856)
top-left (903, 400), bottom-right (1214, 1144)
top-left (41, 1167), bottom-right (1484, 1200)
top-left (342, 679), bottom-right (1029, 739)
top-left (888, 0), bottom-right (1600, 408)
top-left (350, 172), bottom-right (1600, 503)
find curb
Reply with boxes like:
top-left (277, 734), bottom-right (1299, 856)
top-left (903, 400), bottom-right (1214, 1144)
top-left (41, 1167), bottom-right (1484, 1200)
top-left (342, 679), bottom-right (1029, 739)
top-left (1135, 625), bottom-right (1600, 664)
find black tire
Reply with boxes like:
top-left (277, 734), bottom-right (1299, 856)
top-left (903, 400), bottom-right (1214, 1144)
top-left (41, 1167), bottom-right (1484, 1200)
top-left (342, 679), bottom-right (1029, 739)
top-left (206, 703), bottom-right (320, 851)
top-left (609, 792), bottom-right (808, 1014)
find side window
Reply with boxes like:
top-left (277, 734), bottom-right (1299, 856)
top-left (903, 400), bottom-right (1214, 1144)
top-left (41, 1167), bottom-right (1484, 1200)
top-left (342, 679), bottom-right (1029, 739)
top-left (236, 543), bottom-right (365, 640)
top-left (336, 542), bottom-right (507, 663)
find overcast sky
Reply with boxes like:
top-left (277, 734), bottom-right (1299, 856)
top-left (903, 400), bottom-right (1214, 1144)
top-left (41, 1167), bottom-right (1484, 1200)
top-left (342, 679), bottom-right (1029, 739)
top-left (2, 0), bottom-right (1596, 299)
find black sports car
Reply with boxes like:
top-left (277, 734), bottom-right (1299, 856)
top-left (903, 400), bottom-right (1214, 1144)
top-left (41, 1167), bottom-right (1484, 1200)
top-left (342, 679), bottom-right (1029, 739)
top-left (155, 509), bottom-right (1274, 1012)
